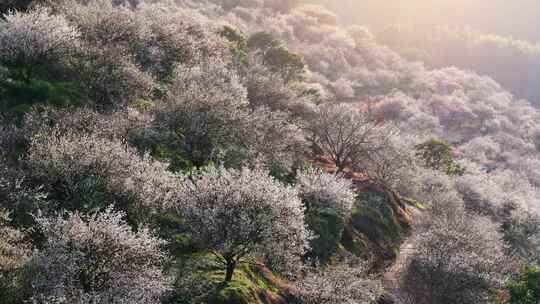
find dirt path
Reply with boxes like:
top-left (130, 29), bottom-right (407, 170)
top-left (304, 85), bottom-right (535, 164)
top-left (381, 207), bottom-right (422, 292)
top-left (382, 238), bottom-right (415, 288)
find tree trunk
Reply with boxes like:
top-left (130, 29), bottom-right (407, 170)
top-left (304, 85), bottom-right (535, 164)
top-left (336, 162), bottom-right (346, 174)
top-left (224, 259), bottom-right (237, 282)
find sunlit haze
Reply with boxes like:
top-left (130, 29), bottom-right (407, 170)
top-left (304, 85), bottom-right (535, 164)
top-left (310, 0), bottom-right (540, 42)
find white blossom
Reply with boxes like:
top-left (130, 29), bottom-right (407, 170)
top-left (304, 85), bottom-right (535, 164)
top-left (400, 206), bottom-right (512, 304)
top-left (0, 7), bottom-right (80, 81)
top-left (30, 208), bottom-right (171, 304)
top-left (176, 167), bottom-right (310, 280)
top-left (296, 167), bottom-right (355, 217)
top-left (292, 266), bottom-right (381, 304)
top-left (26, 132), bottom-right (180, 221)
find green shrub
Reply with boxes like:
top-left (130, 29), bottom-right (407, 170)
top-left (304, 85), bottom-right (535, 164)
top-left (0, 80), bottom-right (83, 115)
top-left (156, 213), bottom-right (195, 256)
top-left (351, 190), bottom-right (410, 260)
top-left (248, 32), bottom-right (305, 83)
top-left (506, 265), bottom-right (540, 304)
top-left (218, 26), bottom-right (248, 64)
top-left (305, 208), bottom-right (345, 264)
top-left (415, 139), bottom-right (465, 176)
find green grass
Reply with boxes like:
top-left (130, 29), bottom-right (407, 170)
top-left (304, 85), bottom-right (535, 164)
top-left (173, 254), bottom-right (288, 304)
top-left (403, 197), bottom-right (429, 210)
top-left (342, 187), bottom-right (411, 263)
top-left (0, 79), bottom-right (84, 115)
top-left (202, 264), bottom-right (284, 304)
top-left (130, 98), bottom-right (156, 112)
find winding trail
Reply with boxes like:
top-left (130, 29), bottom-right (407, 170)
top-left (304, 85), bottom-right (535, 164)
top-left (381, 206), bottom-right (422, 292)
top-left (382, 239), bottom-right (415, 291)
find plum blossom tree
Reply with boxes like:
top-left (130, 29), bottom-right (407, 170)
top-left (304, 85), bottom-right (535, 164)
top-left (354, 131), bottom-right (416, 189)
top-left (296, 167), bottom-right (355, 262)
top-left (296, 167), bottom-right (355, 218)
top-left (176, 167), bottom-right (310, 282)
top-left (455, 165), bottom-right (540, 263)
top-left (307, 103), bottom-right (390, 172)
top-left (30, 207), bottom-right (171, 304)
top-left (292, 266), bottom-right (381, 304)
top-left (0, 163), bottom-right (48, 230)
top-left (155, 59), bottom-right (249, 169)
top-left (239, 59), bottom-right (318, 123)
top-left (63, 0), bottom-right (227, 79)
top-left (395, 165), bottom-right (463, 211)
top-left (26, 132), bottom-right (179, 222)
top-left (20, 106), bottom-right (136, 142)
top-left (47, 0), bottom-right (233, 107)
top-left (240, 106), bottom-right (307, 172)
top-left (75, 50), bottom-right (157, 107)
top-left (156, 58), bottom-right (307, 171)
top-left (0, 7), bottom-right (80, 82)
top-left (0, 209), bottom-right (31, 304)
top-left (400, 206), bottom-right (512, 304)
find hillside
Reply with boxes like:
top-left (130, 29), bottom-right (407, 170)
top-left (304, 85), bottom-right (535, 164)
top-left (0, 1), bottom-right (539, 304)
top-left (376, 26), bottom-right (540, 105)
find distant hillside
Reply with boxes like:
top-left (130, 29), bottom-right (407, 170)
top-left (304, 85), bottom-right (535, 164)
top-left (377, 25), bottom-right (540, 104)
top-left (308, 0), bottom-right (540, 42)
top-left (308, 0), bottom-right (540, 104)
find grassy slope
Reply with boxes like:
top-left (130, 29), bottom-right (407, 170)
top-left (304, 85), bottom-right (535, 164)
top-left (343, 184), bottom-right (412, 269)
top-left (182, 175), bottom-right (413, 303)
top-left (195, 262), bottom-right (290, 304)
top-left (308, 157), bottom-right (413, 269)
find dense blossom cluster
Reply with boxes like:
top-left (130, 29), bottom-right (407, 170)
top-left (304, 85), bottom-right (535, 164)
top-left (154, 58), bottom-right (306, 170)
top-left (296, 167), bottom-right (355, 217)
top-left (26, 132), bottom-right (179, 220)
top-left (400, 205), bottom-right (511, 304)
top-left (0, 7), bottom-right (80, 82)
top-left (0, 210), bottom-right (30, 304)
top-left (176, 167), bottom-right (310, 279)
top-left (292, 266), bottom-right (381, 304)
top-left (30, 208), bottom-right (170, 303)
